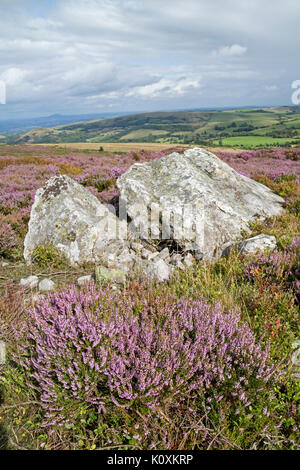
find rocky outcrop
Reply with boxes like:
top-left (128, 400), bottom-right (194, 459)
top-left (117, 147), bottom-right (284, 259)
top-left (23, 149), bottom-right (285, 282)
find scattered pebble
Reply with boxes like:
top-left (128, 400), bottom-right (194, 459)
top-left (77, 274), bottom-right (92, 286)
top-left (20, 275), bottom-right (39, 289)
top-left (39, 278), bottom-right (55, 292)
top-left (0, 341), bottom-right (6, 365)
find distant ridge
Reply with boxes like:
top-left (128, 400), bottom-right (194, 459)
top-left (0, 111), bottom-right (133, 135)
top-left (4, 106), bottom-right (300, 149)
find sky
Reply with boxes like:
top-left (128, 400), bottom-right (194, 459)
top-left (0, 0), bottom-right (299, 119)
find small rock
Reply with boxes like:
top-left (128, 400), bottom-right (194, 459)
top-left (0, 341), bottom-right (6, 365)
top-left (1, 261), bottom-right (9, 267)
top-left (238, 234), bottom-right (277, 255)
top-left (170, 253), bottom-right (183, 266)
top-left (131, 242), bottom-right (144, 252)
top-left (291, 340), bottom-right (300, 380)
top-left (176, 261), bottom-right (186, 270)
top-left (148, 252), bottom-right (159, 261)
top-left (95, 266), bottom-right (127, 284)
top-left (32, 293), bottom-right (45, 303)
top-left (77, 275), bottom-right (92, 286)
top-left (39, 278), bottom-right (55, 292)
top-left (115, 248), bottom-right (135, 270)
top-left (158, 247), bottom-right (170, 261)
top-left (141, 248), bottom-right (153, 259)
top-left (20, 275), bottom-right (39, 289)
top-left (145, 258), bottom-right (171, 282)
top-left (183, 253), bottom-right (194, 268)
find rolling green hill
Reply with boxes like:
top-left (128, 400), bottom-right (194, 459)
top-left (9, 106), bottom-right (300, 148)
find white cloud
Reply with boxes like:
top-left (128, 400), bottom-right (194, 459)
top-left (0, 67), bottom-right (28, 86)
top-left (126, 77), bottom-right (201, 98)
top-left (0, 0), bottom-right (298, 117)
top-left (265, 84), bottom-right (279, 91)
top-left (212, 44), bottom-right (247, 57)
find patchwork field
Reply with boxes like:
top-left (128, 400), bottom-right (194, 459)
top-left (6, 106), bottom-right (300, 149)
top-left (0, 144), bottom-right (299, 450)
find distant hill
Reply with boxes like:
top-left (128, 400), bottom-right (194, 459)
top-left (6, 106), bottom-right (300, 148)
top-left (0, 112), bottom-right (132, 136)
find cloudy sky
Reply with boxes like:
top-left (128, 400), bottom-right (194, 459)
top-left (0, 0), bottom-right (299, 119)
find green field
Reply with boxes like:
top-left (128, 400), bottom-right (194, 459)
top-left (214, 135), bottom-right (299, 147)
top-left (285, 119), bottom-right (300, 128)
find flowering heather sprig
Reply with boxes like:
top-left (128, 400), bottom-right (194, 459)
top-left (216, 147), bottom-right (300, 182)
top-left (14, 282), bottom-right (276, 428)
top-left (245, 237), bottom-right (300, 302)
top-left (0, 219), bottom-right (18, 256)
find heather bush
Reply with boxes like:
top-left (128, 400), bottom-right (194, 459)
top-left (245, 238), bottom-right (300, 304)
top-left (171, 246), bottom-right (300, 365)
top-left (11, 282), bottom-right (278, 446)
top-left (0, 283), bottom-right (27, 344)
top-left (0, 221), bottom-right (18, 258)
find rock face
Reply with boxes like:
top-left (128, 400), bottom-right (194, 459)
top-left (117, 148), bottom-right (284, 259)
top-left (24, 175), bottom-right (128, 266)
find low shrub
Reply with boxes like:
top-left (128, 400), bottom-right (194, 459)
top-left (0, 222), bottom-right (18, 258)
top-left (81, 174), bottom-right (115, 193)
top-left (31, 244), bottom-right (68, 269)
top-left (12, 282), bottom-right (279, 448)
top-left (245, 238), bottom-right (300, 304)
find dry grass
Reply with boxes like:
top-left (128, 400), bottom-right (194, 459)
top-left (33, 142), bottom-right (189, 152)
top-left (32, 142), bottom-right (242, 153)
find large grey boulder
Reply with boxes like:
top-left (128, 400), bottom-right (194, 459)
top-left (117, 148), bottom-right (284, 259)
top-left (24, 175), bottom-right (129, 267)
